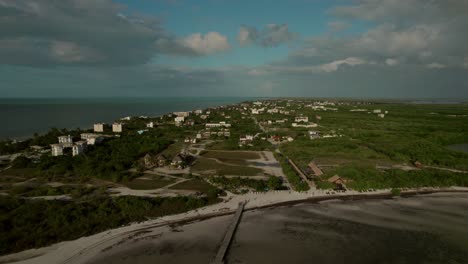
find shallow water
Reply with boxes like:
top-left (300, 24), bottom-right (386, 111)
top-left (87, 193), bottom-right (468, 264)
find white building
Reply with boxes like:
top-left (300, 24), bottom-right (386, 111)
top-left (112, 123), bottom-right (123, 133)
top-left (205, 122), bottom-right (231, 128)
top-left (373, 109), bottom-right (382, 114)
top-left (292, 122), bottom-right (318, 128)
top-left (72, 141), bottom-right (87, 156)
top-left (378, 113), bottom-right (385, 118)
top-left (58, 135), bottom-right (72, 144)
top-left (194, 109), bottom-right (203, 115)
top-left (295, 116), bottom-right (309, 122)
top-left (51, 144), bottom-right (64, 156)
top-left (94, 123), bottom-right (105, 132)
top-left (239, 135), bottom-right (254, 146)
top-left (174, 116), bottom-right (185, 125)
top-left (174, 111), bottom-right (190, 117)
top-left (309, 130), bottom-right (320, 139)
top-left (147, 122), bottom-right (154, 128)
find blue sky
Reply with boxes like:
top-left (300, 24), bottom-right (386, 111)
top-left (0, 0), bottom-right (467, 98)
top-left (117, 0), bottom-right (338, 68)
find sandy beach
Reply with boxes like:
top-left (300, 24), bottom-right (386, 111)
top-left (1, 186), bottom-right (468, 264)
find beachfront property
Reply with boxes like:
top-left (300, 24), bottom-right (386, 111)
top-left (146, 122), bottom-right (154, 128)
top-left (94, 123), bottom-right (105, 132)
top-left (174, 116), bottom-right (185, 126)
top-left (58, 135), bottom-right (72, 144)
top-left (308, 161), bottom-right (323, 177)
top-left (50, 144), bottom-right (64, 156)
top-left (194, 109), bottom-right (203, 115)
top-left (112, 123), bottom-right (123, 133)
top-left (309, 130), bottom-right (321, 139)
top-left (292, 122), bottom-right (318, 128)
top-left (80, 133), bottom-right (104, 145)
top-left (174, 111), bottom-right (190, 117)
top-left (239, 135), bottom-right (254, 146)
top-left (295, 116), bottom-right (309, 122)
top-left (205, 121), bottom-right (231, 128)
top-left (72, 141), bottom-right (87, 156)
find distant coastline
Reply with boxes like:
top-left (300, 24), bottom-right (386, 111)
top-left (1, 97), bottom-right (253, 140)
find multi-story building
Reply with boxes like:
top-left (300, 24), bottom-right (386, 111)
top-left (94, 123), bottom-right (105, 132)
top-left (112, 123), bottom-right (123, 133)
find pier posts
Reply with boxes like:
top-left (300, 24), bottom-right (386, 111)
top-left (211, 201), bottom-right (245, 264)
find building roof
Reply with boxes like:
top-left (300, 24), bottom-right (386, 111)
top-left (327, 175), bottom-right (342, 183)
top-left (308, 162), bottom-right (323, 176)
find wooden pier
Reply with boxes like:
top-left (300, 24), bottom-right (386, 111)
top-left (211, 201), bottom-right (245, 264)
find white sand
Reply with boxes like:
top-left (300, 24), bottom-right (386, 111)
top-left (1, 186), bottom-right (467, 264)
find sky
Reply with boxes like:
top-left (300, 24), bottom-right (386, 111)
top-left (0, 0), bottom-right (467, 98)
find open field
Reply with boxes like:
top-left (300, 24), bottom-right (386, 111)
top-left (191, 157), bottom-right (263, 176)
top-left (169, 179), bottom-right (216, 194)
top-left (200, 150), bottom-right (261, 160)
top-left (123, 175), bottom-right (176, 190)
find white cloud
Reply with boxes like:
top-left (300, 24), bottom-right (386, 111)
top-left (238, 27), bottom-right (253, 46)
top-left (237, 24), bottom-right (296, 47)
top-left (181, 32), bottom-right (230, 55)
top-left (319, 57), bottom-right (367, 72)
top-left (247, 69), bottom-right (267, 76)
top-left (426, 62), bottom-right (446, 69)
top-left (385, 58), bottom-right (399, 66)
top-left (328, 21), bottom-right (350, 32)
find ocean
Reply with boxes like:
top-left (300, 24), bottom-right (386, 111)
top-left (0, 97), bottom-right (252, 140)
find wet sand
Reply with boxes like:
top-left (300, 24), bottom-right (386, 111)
top-left (87, 192), bottom-right (468, 264)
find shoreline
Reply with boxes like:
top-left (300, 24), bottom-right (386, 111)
top-left (2, 186), bottom-right (468, 264)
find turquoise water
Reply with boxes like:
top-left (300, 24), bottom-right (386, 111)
top-left (1, 97), bottom-right (252, 140)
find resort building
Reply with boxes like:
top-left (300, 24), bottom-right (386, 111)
top-left (50, 144), bottom-right (64, 156)
top-left (94, 123), bottom-right (105, 132)
top-left (146, 122), bottom-right (154, 128)
top-left (174, 111), bottom-right (190, 117)
top-left (72, 141), bottom-right (87, 156)
top-left (309, 130), bottom-right (321, 139)
top-left (58, 135), bottom-right (72, 144)
top-left (112, 123), bottom-right (123, 133)
top-left (295, 116), bottom-right (309, 122)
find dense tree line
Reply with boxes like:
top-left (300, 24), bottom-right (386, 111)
top-left (0, 195), bottom-right (217, 255)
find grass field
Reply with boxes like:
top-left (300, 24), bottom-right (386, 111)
top-left (200, 150), bottom-right (261, 160)
top-left (169, 179), bottom-right (214, 193)
top-left (123, 175), bottom-right (175, 190)
top-left (192, 157), bottom-right (263, 176)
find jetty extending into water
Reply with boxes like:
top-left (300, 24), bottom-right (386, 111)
top-left (211, 201), bottom-right (246, 264)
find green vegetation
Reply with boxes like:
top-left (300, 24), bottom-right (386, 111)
top-left (32, 134), bottom-right (170, 182)
top-left (0, 195), bottom-right (219, 255)
top-left (169, 178), bottom-right (221, 198)
top-left (391, 188), bottom-right (401, 196)
top-left (210, 176), bottom-right (283, 193)
top-left (200, 150), bottom-right (261, 160)
top-left (275, 153), bottom-right (309, 191)
top-left (319, 164), bottom-right (468, 191)
top-left (191, 157), bottom-right (263, 176)
top-left (7, 184), bottom-right (103, 198)
top-left (123, 175), bottom-right (175, 190)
